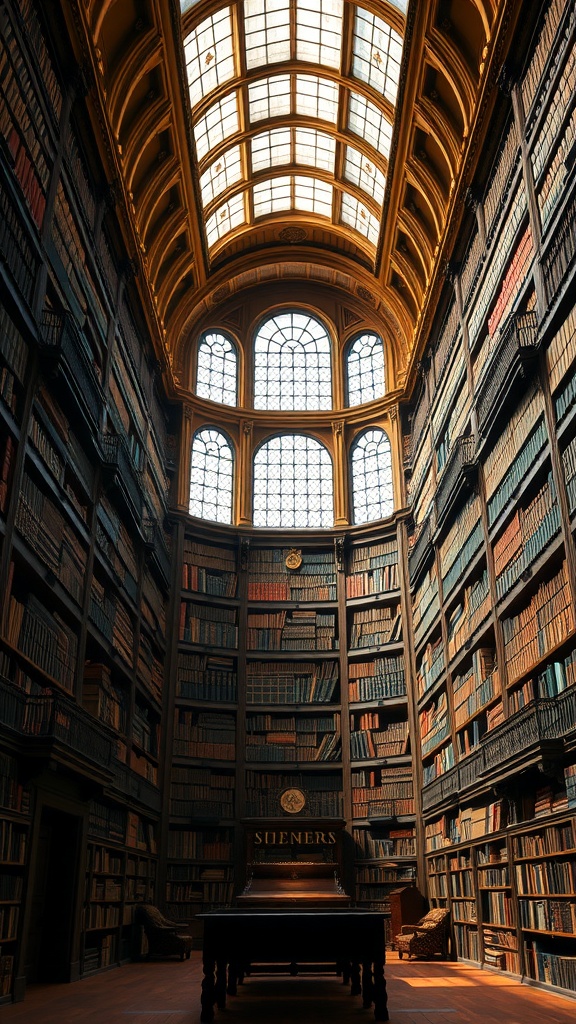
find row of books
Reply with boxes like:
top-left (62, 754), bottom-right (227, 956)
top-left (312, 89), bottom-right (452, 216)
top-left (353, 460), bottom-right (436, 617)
top-left (521, 0), bottom-right (570, 120)
top-left (561, 435), bottom-right (576, 515)
top-left (180, 601), bottom-right (238, 649)
top-left (247, 610), bottom-right (337, 651)
top-left (494, 475), bottom-right (561, 599)
top-left (181, 562), bottom-right (237, 597)
top-left (416, 638), bottom-right (445, 700)
top-left (514, 821), bottom-right (575, 859)
top-left (173, 710), bottom-right (236, 761)
top-left (528, 947), bottom-right (576, 989)
top-left (482, 890), bottom-right (515, 928)
top-left (346, 562), bottom-right (399, 598)
top-left (412, 565), bottom-right (439, 648)
top-left (518, 898), bottom-right (576, 933)
top-left (548, 301), bottom-right (576, 399)
top-left (246, 659), bottom-right (337, 704)
top-left (176, 653), bottom-right (237, 703)
top-left (515, 858), bottom-right (576, 895)
top-left (245, 732), bottom-right (341, 762)
top-left (165, 881), bottom-right (234, 904)
top-left (439, 495), bottom-right (482, 596)
top-left (350, 719), bottom-right (408, 760)
top-left (422, 742), bottom-right (455, 784)
top-left (167, 829), bottom-right (233, 861)
top-left (352, 827), bottom-right (415, 859)
top-left (453, 661), bottom-right (499, 729)
top-left (349, 606), bottom-right (402, 648)
top-left (447, 571), bottom-right (490, 663)
top-left (502, 561), bottom-right (574, 683)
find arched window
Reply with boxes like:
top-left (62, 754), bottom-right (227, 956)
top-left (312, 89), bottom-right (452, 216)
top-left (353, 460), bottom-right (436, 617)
top-left (346, 332), bottom-right (385, 406)
top-left (253, 435), bottom-right (334, 528)
top-left (195, 331), bottom-right (238, 406)
top-left (253, 311), bottom-right (332, 410)
top-left (351, 428), bottom-right (393, 524)
top-left (189, 427), bottom-right (234, 524)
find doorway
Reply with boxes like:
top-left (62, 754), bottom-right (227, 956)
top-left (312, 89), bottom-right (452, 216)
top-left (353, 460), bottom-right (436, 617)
top-left (25, 806), bottom-right (82, 983)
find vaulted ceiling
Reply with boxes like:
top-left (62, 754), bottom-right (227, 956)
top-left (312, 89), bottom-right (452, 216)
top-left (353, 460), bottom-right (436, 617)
top-left (63, 0), bottom-right (519, 393)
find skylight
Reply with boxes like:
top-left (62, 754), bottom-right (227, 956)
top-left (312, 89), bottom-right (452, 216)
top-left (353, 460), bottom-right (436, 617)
top-left (183, 1), bottom-right (405, 257)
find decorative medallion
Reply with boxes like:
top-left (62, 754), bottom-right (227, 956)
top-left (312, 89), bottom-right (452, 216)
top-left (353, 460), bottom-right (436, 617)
top-left (278, 226), bottom-right (308, 243)
top-left (280, 788), bottom-right (307, 814)
top-left (285, 548), bottom-right (303, 571)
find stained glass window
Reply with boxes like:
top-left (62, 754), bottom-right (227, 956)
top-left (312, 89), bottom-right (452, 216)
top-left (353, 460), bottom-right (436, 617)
top-left (254, 311), bottom-right (332, 410)
top-left (196, 332), bottom-right (238, 406)
top-left (253, 434), bottom-right (334, 527)
top-left (347, 333), bottom-right (385, 406)
top-left (351, 428), bottom-right (393, 524)
top-left (189, 427), bottom-right (234, 523)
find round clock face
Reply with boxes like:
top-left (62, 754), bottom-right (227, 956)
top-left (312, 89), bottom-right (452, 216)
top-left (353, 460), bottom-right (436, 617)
top-left (285, 549), bottom-right (303, 570)
top-left (279, 787), bottom-right (306, 814)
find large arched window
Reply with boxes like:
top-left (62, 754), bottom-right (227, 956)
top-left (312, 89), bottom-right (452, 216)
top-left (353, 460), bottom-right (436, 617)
top-left (189, 427), bottom-right (234, 524)
top-left (346, 332), bottom-right (385, 406)
top-left (253, 434), bottom-right (334, 528)
top-left (351, 428), bottom-right (393, 524)
top-left (253, 311), bottom-right (332, 410)
top-left (195, 331), bottom-right (238, 406)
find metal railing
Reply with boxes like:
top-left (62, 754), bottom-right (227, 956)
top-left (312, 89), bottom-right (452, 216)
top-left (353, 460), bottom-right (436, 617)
top-left (435, 436), bottom-right (477, 527)
top-left (476, 310), bottom-right (539, 435)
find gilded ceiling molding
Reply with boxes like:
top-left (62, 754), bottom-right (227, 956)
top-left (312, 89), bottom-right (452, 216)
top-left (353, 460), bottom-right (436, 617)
top-left (397, 206), bottom-right (434, 272)
top-left (415, 96), bottom-right (462, 175)
top-left (406, 158), bottom-right (447, 235)
top-left (425, 30), bottom-right (477, 128)
top-left (148, 208), bottom-right (189, 283)
top-left (137, 157), bottom-right (180, 240)
top-left (108, 29), bottom-right (164, 137)
top-left (123, 99), bottom-right (173, 191)
top-left (157, 249), bottom-right (195, 316)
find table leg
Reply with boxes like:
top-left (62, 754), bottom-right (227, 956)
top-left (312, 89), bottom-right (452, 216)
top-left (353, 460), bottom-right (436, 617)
top-left (215, 960), bottom-right (227, 1009)
top-left (350, 961), bottom-right (361, 996)
top-left (200, 958), bottom-right (216, 1022)
top-left (362, 961), bottom-right (374, 1008)
top-left (372, 960), bottom-right (389, 1022)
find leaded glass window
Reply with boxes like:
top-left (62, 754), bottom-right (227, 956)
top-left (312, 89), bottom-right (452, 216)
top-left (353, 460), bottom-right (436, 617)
top-left (190, 427), bottom-right (234, 523)
top-left (347, 333), bottom-right (385, 406)
top-left (253, 434), bottom-right (334, 527)
top-left (351, 428), bottom-right (393, 524)
top-left (254, 311), bottom-right (332, 410)
top-left (196, 332), bottom-right (238, 406)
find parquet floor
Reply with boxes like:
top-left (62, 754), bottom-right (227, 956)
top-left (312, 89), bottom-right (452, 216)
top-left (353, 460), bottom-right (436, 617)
top-left (2, 953), bottom-right (575, 1024)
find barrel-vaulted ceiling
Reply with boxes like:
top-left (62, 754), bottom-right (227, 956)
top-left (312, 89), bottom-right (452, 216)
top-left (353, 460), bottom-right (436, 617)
top-left (64, 0), bottom-right (516, 391)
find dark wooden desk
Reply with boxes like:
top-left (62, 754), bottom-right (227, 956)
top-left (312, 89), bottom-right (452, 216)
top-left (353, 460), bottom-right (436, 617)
top-left (198, 909), bottom-right (388, 1021)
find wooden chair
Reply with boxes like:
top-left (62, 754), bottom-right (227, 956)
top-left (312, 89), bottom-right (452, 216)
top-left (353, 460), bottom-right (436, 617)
top-left (136, 904), bottom-right (194, 961)
top-left (395, 908), bottom-right (450, 960)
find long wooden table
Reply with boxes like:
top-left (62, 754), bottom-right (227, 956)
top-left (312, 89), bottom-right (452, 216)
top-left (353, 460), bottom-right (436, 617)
top-left (198, 909), bottom-right (389, 1021)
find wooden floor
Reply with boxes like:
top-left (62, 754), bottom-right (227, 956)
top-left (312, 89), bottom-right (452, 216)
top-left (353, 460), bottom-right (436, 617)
top-left (2, 953), bottom-right (576, 1024)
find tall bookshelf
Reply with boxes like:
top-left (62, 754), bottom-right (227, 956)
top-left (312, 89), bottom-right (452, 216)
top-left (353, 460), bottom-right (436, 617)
top-left (404, 0), bottom-right (576, 998)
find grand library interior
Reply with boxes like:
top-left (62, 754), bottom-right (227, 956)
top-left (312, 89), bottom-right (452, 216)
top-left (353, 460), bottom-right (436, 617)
top-left (1, 0), bottom-right (576, 1017)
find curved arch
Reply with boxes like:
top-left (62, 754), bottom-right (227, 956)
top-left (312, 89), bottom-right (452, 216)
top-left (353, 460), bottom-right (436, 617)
top-left (350, 427), bottom-right (394, 524)
top-left (189, 425), bottom-right (235, 524)
top-left (253, 433), bottom-right (334, 528)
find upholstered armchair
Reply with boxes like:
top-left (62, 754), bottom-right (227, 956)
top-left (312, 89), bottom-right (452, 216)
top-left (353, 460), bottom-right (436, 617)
top-left (136, 904), bottom-right (194, 961)
top-left (395, 908), bottom-right (450, 960)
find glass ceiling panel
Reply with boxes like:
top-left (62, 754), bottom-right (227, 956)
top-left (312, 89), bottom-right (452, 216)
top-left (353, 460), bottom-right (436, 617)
top-left (294, 175), bottom-right (333, 217)
top-left (253, 176), bottom-right (292, 217)
top-left (194, 91), bottom-right (240, 161)
top-left (184, 8), bottom-right (235, 108)
top-left (344, 144), bottom-right (386, 205)
top-left (348, 91), bottom-right (393, 159)
top-left (295, 128), bottom-right (336, 172)
top-left (341, 192), bottom-right (380, 245)
top-left (182, 1), bottom-right (406, 256)
top-left (206, 190), bottom-right (246, 247)
top-left (248, 74), bottom-right (292, 122)
top-left (251, 128), bottom-right (292, 173)
top-left (200, 145), bottom-right (243, 207)
top-left (295, 0), bottom-right (343, 69)
top-left (352, 9), bottom-right (403, 105)
top-left (295, 75), bottom-right (339, 122)
top-left (244, 0), bottom-right (291, 70)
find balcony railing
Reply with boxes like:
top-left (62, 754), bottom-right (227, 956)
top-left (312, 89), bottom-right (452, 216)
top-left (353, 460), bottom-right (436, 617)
top-left (542, 188), bottom-right (576, 304)
top-left (144, 518), bottom-right (171, 584)
top-left (421, 692), bottom-right (575, 812)
top-left (476, 310), bottom-right (539, 437)
top-left (99, 433), bottom-right (144, 519)
top-left (409, 514), bottom-right (433, 585)
top-left (40, 310), bottom-right (102, 428)
top-left (434, 436), bottom-right (477, 530)
top-left (111, 759), bottom-right (162, 813)
top-left (0, 677), bottom-right (114, 778)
